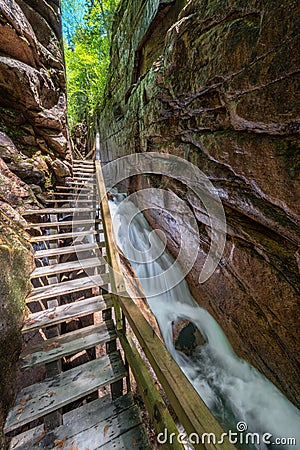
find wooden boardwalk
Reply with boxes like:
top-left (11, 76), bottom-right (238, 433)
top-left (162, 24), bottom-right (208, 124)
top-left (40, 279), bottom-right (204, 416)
top-left (4, 161), bottom-right (151, 449)
top-left (4, 158), bottom-right (236, 450)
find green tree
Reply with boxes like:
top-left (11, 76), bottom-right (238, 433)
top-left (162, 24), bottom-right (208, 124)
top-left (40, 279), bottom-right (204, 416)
top-left (62, 0), bottom-right (119, 129)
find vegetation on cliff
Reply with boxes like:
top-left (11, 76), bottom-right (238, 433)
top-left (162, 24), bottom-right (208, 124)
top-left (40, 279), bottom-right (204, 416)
top-left (62, 0), bottom-right (119, 129)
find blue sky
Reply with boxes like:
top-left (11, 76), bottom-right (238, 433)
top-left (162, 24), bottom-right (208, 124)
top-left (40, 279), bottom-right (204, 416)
top-left (61, 0), bottom-right (87, 46)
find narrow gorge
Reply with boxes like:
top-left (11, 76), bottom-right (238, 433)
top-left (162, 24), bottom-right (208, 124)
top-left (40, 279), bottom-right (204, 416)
top-left (100, 0), bottom-right (300, 409)
top-left (0, 0), bottom-right (299, 448)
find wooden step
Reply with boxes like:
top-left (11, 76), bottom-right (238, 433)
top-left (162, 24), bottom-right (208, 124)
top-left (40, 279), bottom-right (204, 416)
top-left (34, 242), bottom-right (102, 259)
top-left (30, 229), bottom-right (104, 243)
top-left (26, 273), bottom-right (110, 303)
top-left (41, 199), bottom-right (96, 204)
top-left (30, 256), bottom-right (106, 278)
top-left (45, 192), bottom-right (92, 197)
top-left (4, 351), bottom-right (127, 433)
top-left (23, 207), bottom-right (97, 216)
top-left (73, 169), bottom-right (95, 174)
top-left (8, 393), bottom-right (150, 450)
top-left (73, 159), bottom-right (94, 164)
top-left (22, 294), bottom-right (113, 333)
top-left (72, 175), bottom-right (95, 179)
top-left (68, 182), bottom-right (96, 187)
top-left (20, 321), bottom-right (116, 369)
top-left (25, 219), bottom-right (101, 229)
top-left (55, 185), bottom-right (93, 191)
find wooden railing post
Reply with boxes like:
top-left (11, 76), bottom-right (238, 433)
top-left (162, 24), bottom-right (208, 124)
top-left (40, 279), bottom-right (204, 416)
top-left (95, 160), bottom-right (125, 399)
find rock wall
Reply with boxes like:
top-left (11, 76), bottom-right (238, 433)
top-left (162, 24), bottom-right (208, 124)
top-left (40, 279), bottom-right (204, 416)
top-left (0, 0), bottom-right (71, 435)
top-left (0, 0), bottom-right (72, 187)
top-left (100, 0), bottom-right (300, 407)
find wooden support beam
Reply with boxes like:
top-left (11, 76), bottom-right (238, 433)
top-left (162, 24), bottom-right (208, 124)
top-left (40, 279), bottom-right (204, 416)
top-left (119, 332), bottom-right (185, 450)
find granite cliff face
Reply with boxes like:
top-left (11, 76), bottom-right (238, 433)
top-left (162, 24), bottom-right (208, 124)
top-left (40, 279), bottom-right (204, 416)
top-left (0, 0), bottom-right (71, 435)
top-left (0, 0), bottom-right (72, 187)
top-left (100, 0), bottom-right (300, 407)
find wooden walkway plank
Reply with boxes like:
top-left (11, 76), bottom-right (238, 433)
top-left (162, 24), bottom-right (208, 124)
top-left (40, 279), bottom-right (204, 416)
top-left (49, 406), bottom-right (143, 450)
top-left (41, 199), bottom-right (95, 204)
top-left (45, 192), bottom-right (93, 197)
top-left (55, 185), bottom-right (93, 191)
top-left (9, 425), bottom-right (44, 450)
top-left (73, 169), bottom-right (95, 174)
top-left (72, 175), bottom-right (95, 179)
top-left (30, 229), bottom-right (104, 242)
top-left (62, 394), bottom-right (121, 427)
top-left (26, 274), bottom-right (111, 303)
top-left (30, 256), bottom-right (106, 279)
top-left (20, 321), bottom-right (116, 369)
top-left (25, 219), bottom-right (101, 229)
top-left (4, 351), bottom-right (127, 433)
top-left (23, 207), bottom-right (97, 215)
top-left (8, 394), bottom-right (148, 450)
top-left (22, 294), bottom-right (113, 333)
top-left (34, 242), bottom-right (102, 258)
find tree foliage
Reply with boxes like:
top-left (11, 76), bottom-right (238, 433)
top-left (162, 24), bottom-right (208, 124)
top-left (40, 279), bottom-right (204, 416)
top-left (62, 0), bottom-right (119, 128)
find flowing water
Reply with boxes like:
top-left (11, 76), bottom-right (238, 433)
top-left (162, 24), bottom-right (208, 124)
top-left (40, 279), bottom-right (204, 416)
top-left (109, 197), bottom-right (300, 449)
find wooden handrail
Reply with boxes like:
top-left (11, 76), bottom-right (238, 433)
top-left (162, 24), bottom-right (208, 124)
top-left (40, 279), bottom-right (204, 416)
top-left (95, 159), bottom-right (236, 450)
top-left (95, 160), bottom-right (124, 330)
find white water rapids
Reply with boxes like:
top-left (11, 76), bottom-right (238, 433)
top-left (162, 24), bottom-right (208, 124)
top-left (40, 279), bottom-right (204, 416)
top-left (109, 198), bottom-right (300, 449)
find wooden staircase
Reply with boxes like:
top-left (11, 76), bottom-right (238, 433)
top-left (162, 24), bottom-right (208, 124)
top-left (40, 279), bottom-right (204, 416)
top-left (4, 160), bottom-right (151, 449)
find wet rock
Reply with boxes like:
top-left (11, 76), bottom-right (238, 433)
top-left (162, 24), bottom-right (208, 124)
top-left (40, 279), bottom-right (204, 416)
top-left (0, 209), bottom-right (34, 436)
top-left (51, 158), bottom-right (72, 180)
top-left (173, 320), bottom-right (206, 355)
top-left (100, 0), bottom-right (300, 407)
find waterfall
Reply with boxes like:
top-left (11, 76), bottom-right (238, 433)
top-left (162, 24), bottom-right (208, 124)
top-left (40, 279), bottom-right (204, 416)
top-left (110, 198), bottom-right (300, 449)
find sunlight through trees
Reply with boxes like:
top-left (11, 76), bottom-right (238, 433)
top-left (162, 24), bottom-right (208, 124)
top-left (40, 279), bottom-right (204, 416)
top-left (62, 0), bottom-right (119, 129)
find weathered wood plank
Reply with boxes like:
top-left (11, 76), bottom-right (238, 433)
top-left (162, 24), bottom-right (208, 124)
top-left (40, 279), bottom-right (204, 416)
top-left (98, 424), bottom-right (151, 450)
top-left (23, 207), bottom-right (97, 215)
top-left (9, 425), bottom-right (44, 449)
top-left (72, 175), bottom-right (95, 180)
top-left (20, 321), bottom-right (116, 369)
top-left (4, 351), bottom-right (127, 433)
top-left (22, 294), bottom-right (113, 333)
top-left (25, 219), bottom-right (101, 229)
top-left (73, 159), bottom-right (94, 164)
top-left (73, 169), bottom-right (95, 174)
top-left (26, 274), bottom-right (111, 303)
top-left (44, 191), bottom-right (92, 197)
top-left (34, 242), bottom-right (102, 258)
top-left (62, 394), bottom-right (112, 426)
top-left (10, 399), bottom-right (146, 450)
top-left (41, 199), bottom-right (96, 204)
top-left (30, 229), bottom-right (104, 242)
top-left (55, 185), bottom-right (93, 191)
top-left (31, 256), bottom-right (106, 279)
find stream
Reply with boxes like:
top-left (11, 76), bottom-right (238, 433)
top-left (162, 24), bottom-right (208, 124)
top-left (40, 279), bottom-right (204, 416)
top-left (109, 197), bottom-right (300, 449)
